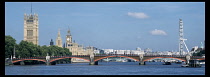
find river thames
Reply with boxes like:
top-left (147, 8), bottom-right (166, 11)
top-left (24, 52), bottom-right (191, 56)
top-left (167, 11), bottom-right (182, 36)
top-left (5, 62), bottom-right (205, 75)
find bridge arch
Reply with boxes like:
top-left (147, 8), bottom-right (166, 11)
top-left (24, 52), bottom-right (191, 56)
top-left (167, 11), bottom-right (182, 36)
top-left (94, 56), bottom-right (140, 62)
top-left (143, 57), bottom-right (186, 62)
top-left (12, 59), bottom-right (46, 63)
top-left (49, 57), bottom-right (90, 62)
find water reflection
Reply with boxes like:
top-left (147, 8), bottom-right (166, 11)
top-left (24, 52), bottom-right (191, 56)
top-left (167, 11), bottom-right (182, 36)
top-left (5, 62), bottom-right (205, 75)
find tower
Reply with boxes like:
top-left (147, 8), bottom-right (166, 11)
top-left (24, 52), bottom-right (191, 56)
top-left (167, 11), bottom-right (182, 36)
top-left (179, 19), bottom-right (189, 55)
top-left (56, 29), bottom-right (62, 47)
top-left (23, 4), bottom-right (39, 45)
top-left (50, 39), bottom-right (54, 46)
top-left (66, 28), bottom-right (72, 47)
top-left (64, 27), bottom-right (87, 62)
top-left (179, 19), bottom-right (184, 55)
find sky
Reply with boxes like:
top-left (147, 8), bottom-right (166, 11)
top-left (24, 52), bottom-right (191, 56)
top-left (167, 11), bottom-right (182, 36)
top-left (5, 2), bottom-right (205, 51)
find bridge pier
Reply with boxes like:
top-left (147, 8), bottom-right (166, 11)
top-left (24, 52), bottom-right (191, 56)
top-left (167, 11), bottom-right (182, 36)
top-left (46, 55), bottom-right (51, 65)
top-left (89, 54), bottom-right (98, 65)
top-left (89, 61), bottom-right (98, 65)
top-left (46, 62), bottom-right (51, 65)
top-left (139, 54), bottom-right (145, 65)
top-left (20, 61), bottom-right (25, 65)
top-left (186, 55), bottom-right (190, 64)
top-left (5, 58), bottom-right (14, 65)
top-left (89, 62), bottom-right (95, 65)
top-left (45, 61), bottom-right (56, 65)
top-left (139, 61), bottom-right (145, 65)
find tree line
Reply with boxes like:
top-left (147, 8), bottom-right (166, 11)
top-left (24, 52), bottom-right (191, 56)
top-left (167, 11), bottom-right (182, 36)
top-left (5, 35), bottom-right (72, 58)
top-left (192, 48), bottom-right (205, 56)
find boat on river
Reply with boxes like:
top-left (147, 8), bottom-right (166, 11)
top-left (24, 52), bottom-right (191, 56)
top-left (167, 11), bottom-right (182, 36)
top-left (181, 64), bottom-right (189, 67)
top-left (121, 59), bottom-right (128, 62)
top-left (181, 60), bottom-right (201, 67)
top-left (175, 60), bottom-right (182, 64)
top-left (163, 62), bottom-right (171, 65)
top-left (200, 62), bottom-right (205, 64)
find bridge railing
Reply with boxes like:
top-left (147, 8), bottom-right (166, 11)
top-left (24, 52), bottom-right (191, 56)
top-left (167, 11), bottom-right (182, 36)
top-left (12, 56), bottom-right (47, 60)
top-left (95, 54), bottom-right (140, 56)
top-left (95, 54), bottom-right (183, 56)
top-left (12, 55), bottom-right (203, 60)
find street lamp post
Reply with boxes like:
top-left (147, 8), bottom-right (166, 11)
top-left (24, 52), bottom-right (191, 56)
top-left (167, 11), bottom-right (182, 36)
top-left (13, 45), bottom-right (16, 58)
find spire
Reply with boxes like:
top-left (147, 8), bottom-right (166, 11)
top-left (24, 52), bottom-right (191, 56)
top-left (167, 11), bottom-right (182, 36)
top-left (67, 27), bottom-right (71, 35)
top-left (56, 28), bottom-right (62, 47)
top-left (58, 28), bottom-right (61, 37)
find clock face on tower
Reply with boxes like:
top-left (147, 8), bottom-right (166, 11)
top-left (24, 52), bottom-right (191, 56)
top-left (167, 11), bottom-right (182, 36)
top-left (67, 38), bottom-right (70, 41)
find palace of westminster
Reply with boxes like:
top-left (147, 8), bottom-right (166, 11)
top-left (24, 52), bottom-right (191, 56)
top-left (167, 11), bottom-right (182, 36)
top-left (24, 12), bottom-right (94, 62)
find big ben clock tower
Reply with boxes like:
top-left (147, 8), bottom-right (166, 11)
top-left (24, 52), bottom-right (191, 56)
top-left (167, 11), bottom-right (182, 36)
top-left (66, 28), bottom-right (72, 47)
top-left (65, 27), bottom-right (87, 62)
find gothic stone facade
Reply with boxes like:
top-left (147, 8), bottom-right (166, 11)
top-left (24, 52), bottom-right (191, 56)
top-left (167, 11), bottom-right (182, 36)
top-left (24, 13), bottom-right (39, 45)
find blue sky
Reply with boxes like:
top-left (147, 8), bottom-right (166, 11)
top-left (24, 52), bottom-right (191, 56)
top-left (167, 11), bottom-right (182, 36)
top-left (5, 2), bottom-right (205, 51)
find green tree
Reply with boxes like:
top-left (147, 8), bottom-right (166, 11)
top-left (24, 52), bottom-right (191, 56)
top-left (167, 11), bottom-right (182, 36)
top-left (45, 45), bottom-right (71, 56)
top-left (5, 35), bottom-right (72, 62)
top-left (36, 45), bottom-right (42, 57)
top-left (192, 48), bottom-right (205, 56)
top-left (201, 49), bottom-right (205, 54)
top-left (5, 35), bottom-right (16, 58)
top-left (17, 40), bottom-right (30, 57)
top-left (64, 48), bottom-right (71, 55)
top-left (16, 40), bottom-right (40, 57)
top-left (40, 45), bottom-right (48, 56)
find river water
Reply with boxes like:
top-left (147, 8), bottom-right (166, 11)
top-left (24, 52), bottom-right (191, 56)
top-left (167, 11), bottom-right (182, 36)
top-left (5, 62), bottom-right (205, 75)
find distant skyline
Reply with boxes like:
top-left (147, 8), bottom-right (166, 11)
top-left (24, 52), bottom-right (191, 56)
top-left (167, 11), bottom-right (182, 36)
top-left (5, 2), bottom-right (205, 51)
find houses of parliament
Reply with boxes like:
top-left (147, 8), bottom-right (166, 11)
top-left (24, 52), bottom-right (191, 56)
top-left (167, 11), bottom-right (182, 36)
top-left (23, 10), bottom-right (94, 62)
top-left (54, 28), bottom-right (94, 62)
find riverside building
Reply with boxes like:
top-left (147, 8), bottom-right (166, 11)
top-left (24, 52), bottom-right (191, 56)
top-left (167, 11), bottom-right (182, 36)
top-left (63, 28), bottom-right (94, 62)
top-left (23, 13), bottom-right (39, 45)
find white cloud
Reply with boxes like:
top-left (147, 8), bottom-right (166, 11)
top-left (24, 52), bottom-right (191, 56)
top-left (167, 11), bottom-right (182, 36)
top-left (127, 12), bottom-right (149, 19)
top-left (150, 29), bottom-right (167, 36)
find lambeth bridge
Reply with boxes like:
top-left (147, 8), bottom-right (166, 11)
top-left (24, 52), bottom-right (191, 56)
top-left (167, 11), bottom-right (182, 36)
top-left (11, 54), bottom-right (205, 65)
